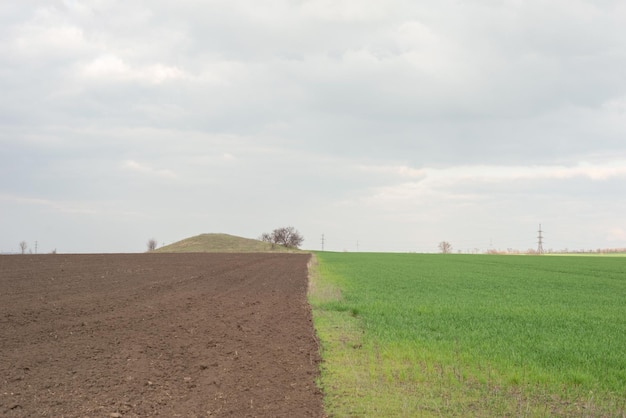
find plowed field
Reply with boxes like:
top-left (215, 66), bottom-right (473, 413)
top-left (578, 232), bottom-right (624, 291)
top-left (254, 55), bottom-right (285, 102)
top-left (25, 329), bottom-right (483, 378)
top-left (0, 253), bottom-right (323, 417)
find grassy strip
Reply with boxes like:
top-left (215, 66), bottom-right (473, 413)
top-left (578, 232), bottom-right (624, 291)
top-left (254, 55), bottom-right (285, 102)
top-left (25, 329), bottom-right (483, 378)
top-left (309, 253), bottom-right (626, 417)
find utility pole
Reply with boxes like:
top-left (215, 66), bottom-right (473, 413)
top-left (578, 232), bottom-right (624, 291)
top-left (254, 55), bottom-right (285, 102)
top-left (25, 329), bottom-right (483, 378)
top-left (537, 224), bottom-right (544, 255)
top-left (35, 240), bottom-right (38, 254)
top-left (321, 234), bottom-right (325, 251)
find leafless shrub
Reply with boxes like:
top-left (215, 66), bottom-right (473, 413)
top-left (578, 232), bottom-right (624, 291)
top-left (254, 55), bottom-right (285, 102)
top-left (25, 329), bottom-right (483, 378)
top-left (438, 241), bottom-right (452, 254)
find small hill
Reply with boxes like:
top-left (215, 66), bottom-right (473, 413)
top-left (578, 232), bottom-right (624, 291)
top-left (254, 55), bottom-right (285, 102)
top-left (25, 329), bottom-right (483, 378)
top-left (154, 233), bottom-right (302, 253)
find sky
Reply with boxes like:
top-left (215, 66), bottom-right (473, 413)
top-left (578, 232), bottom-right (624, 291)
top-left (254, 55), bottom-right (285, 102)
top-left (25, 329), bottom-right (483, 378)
top-left (1, 0), bottom-right (626, 254)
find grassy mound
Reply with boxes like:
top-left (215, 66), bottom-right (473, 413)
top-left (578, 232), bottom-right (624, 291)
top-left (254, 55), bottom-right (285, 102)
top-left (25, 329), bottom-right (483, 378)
top-left (154, 233), bottom-right (301, 253)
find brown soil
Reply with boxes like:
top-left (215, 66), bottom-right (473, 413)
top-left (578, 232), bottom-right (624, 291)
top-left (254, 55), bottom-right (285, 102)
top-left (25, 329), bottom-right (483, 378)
top-left (0, 253), bottom-right (323, 417)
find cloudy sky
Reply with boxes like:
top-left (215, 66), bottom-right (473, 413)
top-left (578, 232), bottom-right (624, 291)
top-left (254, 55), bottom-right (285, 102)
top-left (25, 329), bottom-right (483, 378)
top-left (2, 0), bottom-right (626, 253)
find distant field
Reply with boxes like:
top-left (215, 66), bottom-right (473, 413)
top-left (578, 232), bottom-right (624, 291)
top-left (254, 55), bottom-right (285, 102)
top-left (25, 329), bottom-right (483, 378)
top-left (310, 253), bottom-right (626, 417)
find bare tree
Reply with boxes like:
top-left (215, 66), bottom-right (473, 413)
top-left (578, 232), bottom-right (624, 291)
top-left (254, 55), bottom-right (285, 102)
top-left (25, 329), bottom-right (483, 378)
top-left (438, 241), bottom-right (452, 254)
top-left (260, 226), bottom-right (304, 249)
top-left (19, 241), bottom-right (28, 254)
top-left (147, 238), bottom-right (158, 252)
top-left (259, 232), bottom-right (275, 249)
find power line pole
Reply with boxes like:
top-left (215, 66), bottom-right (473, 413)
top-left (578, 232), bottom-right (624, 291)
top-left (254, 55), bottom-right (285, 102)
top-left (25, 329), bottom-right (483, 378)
top-left (537, 224), bottom-right (544, 255)
top-left (321, 234), bottom-right (325, 251)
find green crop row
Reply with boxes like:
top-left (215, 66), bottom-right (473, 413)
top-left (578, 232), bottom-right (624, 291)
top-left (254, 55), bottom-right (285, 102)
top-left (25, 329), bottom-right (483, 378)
top-left (310, 252), bottom-right (626, 417)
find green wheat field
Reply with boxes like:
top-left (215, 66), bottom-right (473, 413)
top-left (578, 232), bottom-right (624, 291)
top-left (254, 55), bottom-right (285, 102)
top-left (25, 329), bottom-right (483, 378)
top-left (309, 253), bottom-right (626, 417)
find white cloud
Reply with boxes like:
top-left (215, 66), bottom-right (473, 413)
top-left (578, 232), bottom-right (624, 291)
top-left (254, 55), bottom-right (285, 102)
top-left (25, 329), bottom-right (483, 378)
top-left (360, 160), bottom-right (626, 209)
top-left (14, 24), bottom-right (89, 56)
top-left (0, 193), bottom-right (97, 216)
top-left (122, 160), bottom-right (176, 178)
top-left (79, 54), bottom-right (188, 84)
top-left (603, 97), bottom-right (626, 114)
top-left (441, 162), bottom-right (626, 182)
top-left (607, 227), bottom-right (626, 242)
top-left (300, 0), bottom-right (390, 22)
top-left (357, 163), bottom-right (426, 179)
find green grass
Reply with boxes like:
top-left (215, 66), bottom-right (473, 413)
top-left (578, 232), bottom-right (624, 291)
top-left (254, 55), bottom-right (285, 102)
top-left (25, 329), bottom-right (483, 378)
top-left (154, 233), bottom-right (302, 253)
top-left (309, 253), bottom-right (626, 417)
